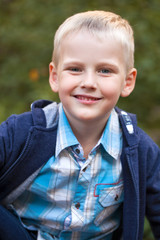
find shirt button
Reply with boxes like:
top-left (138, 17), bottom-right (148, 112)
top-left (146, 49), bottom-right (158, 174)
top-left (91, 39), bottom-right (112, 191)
top-left (115, 194), bottom-right (119, 201)
top-left (83, 167), bottom-right (87, 172)
top-left (75, 202), bottom-right (80, 209)
top-left (75, 148), bottom-right (80, 154)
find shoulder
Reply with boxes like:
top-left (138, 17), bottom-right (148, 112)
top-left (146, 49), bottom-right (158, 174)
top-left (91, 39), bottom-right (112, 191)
top-left (136, 127), bottom-right (159, 170)
top-left (0, 111), bottom-right (35, 173)
top-left (1, 99), bottom-right (59, 140)
top-left (3, 99), bottom-right (54, 131)
top-left (115, 106), bottom-right (159, 151)
top-left (116, 108), bottom-right (159, 176)
top-left (0, 100), bottom-right (45, 148)
top-left (0, 111), bottom-right (35, 162)
top-left (2, 111), bottom-right (34, 137)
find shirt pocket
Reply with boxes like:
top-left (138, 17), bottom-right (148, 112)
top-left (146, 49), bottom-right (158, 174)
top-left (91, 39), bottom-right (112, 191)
top-left (99, 184), bottom-right (123, 207)
top-left (94, 184), bottom-right (123, 226)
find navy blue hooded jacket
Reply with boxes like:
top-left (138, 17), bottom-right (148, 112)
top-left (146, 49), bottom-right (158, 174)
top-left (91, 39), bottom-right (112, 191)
top-left (0, 100), bottom-right (160, 239)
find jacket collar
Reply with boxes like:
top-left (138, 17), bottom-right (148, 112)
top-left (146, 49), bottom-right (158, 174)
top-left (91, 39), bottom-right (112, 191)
top-left (115, 107), bottom-right (138, 147)
top-left (115, 107), bottom-right (139, 240)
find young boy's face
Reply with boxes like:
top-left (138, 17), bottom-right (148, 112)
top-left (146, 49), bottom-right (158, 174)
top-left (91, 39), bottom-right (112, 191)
top-left (49, 30), bottom-right (136, 127)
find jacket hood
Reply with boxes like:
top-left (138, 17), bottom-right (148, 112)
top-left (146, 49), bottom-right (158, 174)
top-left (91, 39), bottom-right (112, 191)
top-left (31, 100), bottom-right (59, 129)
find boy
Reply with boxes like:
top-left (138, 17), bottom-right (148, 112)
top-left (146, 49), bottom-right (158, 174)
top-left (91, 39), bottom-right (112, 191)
top-left (0, 10), bottom-right (160, 240)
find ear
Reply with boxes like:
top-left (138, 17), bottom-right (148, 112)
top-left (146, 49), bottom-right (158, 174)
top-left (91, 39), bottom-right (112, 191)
top-left (121, 68), bottom-right (137, 97)
top-left (49, 62), bottom-right (59, 93)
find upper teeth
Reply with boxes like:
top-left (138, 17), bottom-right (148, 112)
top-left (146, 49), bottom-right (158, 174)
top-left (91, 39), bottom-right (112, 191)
top-left (78, 96), bottom-right (98, 101)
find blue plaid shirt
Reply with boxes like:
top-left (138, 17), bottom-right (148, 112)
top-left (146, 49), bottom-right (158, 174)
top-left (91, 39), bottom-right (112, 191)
top-left (13, 103), bottom-right (123, 240)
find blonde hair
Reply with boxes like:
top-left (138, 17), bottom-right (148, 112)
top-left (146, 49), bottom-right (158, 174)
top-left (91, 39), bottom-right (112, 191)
top-left (52, 10), bottom-right (135, 72)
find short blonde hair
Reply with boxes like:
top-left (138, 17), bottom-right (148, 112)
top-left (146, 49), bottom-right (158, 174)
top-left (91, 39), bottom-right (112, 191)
top-left (52, 10), bottom-right (135, 72)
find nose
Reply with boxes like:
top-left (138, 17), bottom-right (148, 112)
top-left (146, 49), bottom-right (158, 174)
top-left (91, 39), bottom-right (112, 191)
top-left (80, 71), bottom-right (97, 89)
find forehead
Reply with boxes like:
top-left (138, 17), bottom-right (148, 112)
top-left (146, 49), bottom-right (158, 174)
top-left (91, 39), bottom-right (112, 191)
top-left (61, 28), bottom-right (122, 47)
top-left (58, 30), bottom-right (125, 66)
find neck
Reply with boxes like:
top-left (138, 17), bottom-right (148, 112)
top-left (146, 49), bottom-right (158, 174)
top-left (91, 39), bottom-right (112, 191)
top-left (70, 118), bottom-right (108, 158)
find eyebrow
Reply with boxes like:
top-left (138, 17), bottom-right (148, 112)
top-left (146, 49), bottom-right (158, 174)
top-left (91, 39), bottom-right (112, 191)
top-left (94, 61), bottom-right (120, 74)
top-left (62, 61), bottom-right (85, 69)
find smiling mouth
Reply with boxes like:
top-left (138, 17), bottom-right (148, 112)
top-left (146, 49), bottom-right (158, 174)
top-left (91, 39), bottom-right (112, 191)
top-left (74, 95), bottom-right (101, 102)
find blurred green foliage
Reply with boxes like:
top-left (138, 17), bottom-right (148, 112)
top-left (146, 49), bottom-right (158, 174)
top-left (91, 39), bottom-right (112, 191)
top-left (0, 0), bottom-right (159, 238)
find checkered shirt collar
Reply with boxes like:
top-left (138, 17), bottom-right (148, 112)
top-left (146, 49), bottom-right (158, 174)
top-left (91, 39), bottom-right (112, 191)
top-left (56, 103), bottom-right (122, 160)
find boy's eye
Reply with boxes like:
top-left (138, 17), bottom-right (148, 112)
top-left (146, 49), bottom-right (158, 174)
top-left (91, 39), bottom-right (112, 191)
top-left (98, 69), bottom-right (110, 74)
top-left (69, 67), bottom-right (81, 72)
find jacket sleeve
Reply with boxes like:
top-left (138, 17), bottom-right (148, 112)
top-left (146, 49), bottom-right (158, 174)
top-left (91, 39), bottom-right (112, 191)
top-left (0, 115), bottom-right (16, 171)
top-left (0, 112), bottom-right (33, 176)
top-left (145, 138), bottom-right (160, 238)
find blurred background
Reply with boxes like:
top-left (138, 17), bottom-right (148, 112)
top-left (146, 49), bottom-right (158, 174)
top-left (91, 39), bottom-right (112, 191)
top-left (0, 0), bottom-right (159, 238)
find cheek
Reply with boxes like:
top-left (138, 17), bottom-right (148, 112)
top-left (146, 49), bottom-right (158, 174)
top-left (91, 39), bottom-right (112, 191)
top-left (59, 73), bottom-right (79, 91)
top-left (100, 77), bottom-right (125, 98)
top-left (58, 77), bottom-right (74, 97)
top-left (101, 84), bottom-right (121, 99)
